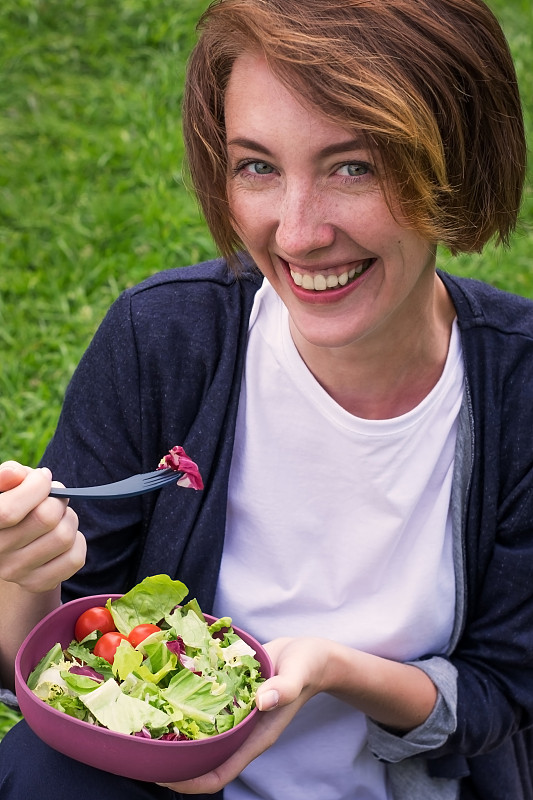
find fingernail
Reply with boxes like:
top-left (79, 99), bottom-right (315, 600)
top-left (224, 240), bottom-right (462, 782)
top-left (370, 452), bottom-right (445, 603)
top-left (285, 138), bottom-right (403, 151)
top-left (257, 689), bottom-right (279, 711)
top-left (40, 467), bottom-right (52, 479)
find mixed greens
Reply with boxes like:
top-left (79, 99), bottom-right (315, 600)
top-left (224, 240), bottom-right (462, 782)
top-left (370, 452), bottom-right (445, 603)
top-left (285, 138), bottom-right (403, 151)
top-left (27, 575), bottom-right (264, 740)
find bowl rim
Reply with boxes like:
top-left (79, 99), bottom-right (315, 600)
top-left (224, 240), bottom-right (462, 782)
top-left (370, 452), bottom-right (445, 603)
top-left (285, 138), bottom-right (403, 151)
top-left (15, 593), bottom-right (273, 747)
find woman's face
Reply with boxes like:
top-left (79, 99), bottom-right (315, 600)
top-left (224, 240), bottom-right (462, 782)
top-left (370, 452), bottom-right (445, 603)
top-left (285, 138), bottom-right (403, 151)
top-left (225, 52), bottom-right (438, 356)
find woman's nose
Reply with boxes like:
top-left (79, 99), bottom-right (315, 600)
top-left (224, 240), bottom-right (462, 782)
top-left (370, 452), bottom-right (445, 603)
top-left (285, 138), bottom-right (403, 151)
top-left (275, 184), bottom-right (335, 257)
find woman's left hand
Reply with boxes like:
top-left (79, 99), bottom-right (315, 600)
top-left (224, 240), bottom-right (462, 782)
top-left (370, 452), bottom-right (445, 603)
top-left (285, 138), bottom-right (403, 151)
top-left (157, 637), bottom-right (327, 794)
top-left (157, 634), bottom-right (438, 794)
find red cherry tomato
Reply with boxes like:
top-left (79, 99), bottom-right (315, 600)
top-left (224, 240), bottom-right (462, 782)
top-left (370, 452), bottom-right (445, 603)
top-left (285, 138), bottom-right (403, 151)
top-left (93, 631), bottom-right (128, 663)
top-left (74, 607), bottom-right (116, 642)
top-left (128, 623), bottom-right (162, 648)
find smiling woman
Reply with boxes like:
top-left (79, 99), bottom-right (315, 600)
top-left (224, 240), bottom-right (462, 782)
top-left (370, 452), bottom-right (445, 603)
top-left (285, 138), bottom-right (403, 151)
top-left (0, 1), bottom-right (532, 800)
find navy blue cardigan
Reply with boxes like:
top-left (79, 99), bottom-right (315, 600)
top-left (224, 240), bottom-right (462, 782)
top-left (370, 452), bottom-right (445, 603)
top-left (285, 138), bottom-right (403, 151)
top-left (40, 259), bottom-right (533, 799)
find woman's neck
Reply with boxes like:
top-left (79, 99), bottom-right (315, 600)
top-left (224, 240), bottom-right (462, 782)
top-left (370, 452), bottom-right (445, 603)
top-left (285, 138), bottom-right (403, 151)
top-left (289, 274), bottom-right (456, 420)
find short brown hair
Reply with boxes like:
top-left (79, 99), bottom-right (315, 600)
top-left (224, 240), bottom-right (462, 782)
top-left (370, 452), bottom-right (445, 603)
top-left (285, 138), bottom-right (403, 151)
top-left (183, 0), bottom-right (526, 265)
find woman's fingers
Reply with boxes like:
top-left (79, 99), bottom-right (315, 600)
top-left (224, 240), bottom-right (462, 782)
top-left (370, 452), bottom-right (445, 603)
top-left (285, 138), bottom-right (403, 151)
top-left (0, 465), bottom-right (53, 528)
top-left (14, 526), bottom-right (87, 594)
top-left (0, 460), bottom-right (31, 488)
top-left (0, 463), bottom-right (86, 592)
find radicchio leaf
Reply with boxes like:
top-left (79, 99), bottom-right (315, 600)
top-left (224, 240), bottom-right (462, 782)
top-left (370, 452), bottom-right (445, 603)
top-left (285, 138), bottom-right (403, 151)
top-left (133, 726), bottom-right (152, 739)
top-left (165, 637), bottom-right (185, 657)
top-left (157, 446), bottom-right (204, 491)
top-left (166, 637), bottom-right (197, 672)
top-left (159, 732), bottom-right (190, 741)
top-left (69, 665), bottom-right (105, 682)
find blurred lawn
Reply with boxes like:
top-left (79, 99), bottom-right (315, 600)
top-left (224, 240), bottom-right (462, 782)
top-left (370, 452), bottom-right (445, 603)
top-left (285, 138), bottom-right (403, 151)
top-left (442, 0), bottom-right (533, 297)
top-left (0, 0), bottom-right (214, 464)
top-left (0, 0), bottom-right (532, 738)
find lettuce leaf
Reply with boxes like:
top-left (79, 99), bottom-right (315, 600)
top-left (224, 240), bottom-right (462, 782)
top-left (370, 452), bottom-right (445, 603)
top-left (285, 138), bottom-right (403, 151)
top-left (107, 574), bottom-right (188, 634)
top-left (48, 693), bottom-right (91, 721)
top-left (112, 639), bottom-right (143, 681)
top-left (134, 641), bottom-right (178, 684)
top-left (27, 643), bottom-right (63, 690)
top-left (31, 664), bottom-right (70, 700)
top-left (166, 608), bottom-right (213, 651)
top-left (161, 668), bottom-right (232, 724)
top-left (208, 616), bottom-right (232, 635)
top-left (81, 678), bottom-right (171, 736)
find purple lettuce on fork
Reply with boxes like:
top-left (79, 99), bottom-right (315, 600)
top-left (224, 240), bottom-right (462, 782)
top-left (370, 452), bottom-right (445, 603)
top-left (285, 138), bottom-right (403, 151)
top-left (157, 446), bottom-right (204, 491)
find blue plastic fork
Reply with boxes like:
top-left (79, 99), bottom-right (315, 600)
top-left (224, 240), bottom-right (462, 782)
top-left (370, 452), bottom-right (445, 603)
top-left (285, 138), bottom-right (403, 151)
top-left (48, 468), bottom-right (181, 500)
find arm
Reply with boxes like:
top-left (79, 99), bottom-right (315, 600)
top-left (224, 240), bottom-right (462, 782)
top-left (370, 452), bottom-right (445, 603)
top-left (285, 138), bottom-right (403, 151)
top-left (159, 636), bottom-right (437, 795)
top-left (0, 462), bottom-right (85, 690)
top-left (266, 637), bottom-right (437, 729)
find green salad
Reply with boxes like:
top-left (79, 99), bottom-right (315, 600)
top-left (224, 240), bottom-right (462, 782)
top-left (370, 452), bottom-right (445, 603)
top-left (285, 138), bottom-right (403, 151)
top-left (28, 575), bottom-right (264, 740)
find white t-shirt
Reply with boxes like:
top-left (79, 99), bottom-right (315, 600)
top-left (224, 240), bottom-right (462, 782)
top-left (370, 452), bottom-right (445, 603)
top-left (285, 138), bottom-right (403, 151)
top-left (213, 280), bottom-right (464, 800)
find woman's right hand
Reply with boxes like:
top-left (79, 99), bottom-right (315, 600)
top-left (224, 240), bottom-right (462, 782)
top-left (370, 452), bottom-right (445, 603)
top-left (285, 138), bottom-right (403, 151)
top-left (0, 461), bottom-right (86, 593)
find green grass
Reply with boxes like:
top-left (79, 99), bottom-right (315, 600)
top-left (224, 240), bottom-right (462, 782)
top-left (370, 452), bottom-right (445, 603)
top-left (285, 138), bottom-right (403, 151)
top-left (0, 0), bottom-right (215, 739)
top-left (0, 701), bottom-right (23, 741)
top-left (0, 0), bottom-right (215, 464)
top-left (0, 0), bottom-right (532, 740)
top-left (440, 0), bottom-right (533, 297)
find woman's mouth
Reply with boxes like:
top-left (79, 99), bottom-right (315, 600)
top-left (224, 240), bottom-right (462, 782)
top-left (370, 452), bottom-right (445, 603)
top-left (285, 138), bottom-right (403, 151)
top-left (289, 259), bottom-right (375, 292)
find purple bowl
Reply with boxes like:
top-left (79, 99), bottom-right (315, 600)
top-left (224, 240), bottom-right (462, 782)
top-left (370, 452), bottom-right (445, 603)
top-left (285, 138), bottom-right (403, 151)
top-left (15, 594), bottom-right (273, 783)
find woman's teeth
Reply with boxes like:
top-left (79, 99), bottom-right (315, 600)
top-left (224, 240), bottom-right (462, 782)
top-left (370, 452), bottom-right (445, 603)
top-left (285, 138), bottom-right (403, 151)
top-left (290, 259), bottom-right (373, 291)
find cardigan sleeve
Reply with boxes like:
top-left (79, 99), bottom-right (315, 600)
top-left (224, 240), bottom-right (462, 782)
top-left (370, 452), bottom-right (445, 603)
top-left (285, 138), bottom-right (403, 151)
top-left (366, 656), bottom-right (458, 761)
top-left (39, 262), bottom-right (260, 608)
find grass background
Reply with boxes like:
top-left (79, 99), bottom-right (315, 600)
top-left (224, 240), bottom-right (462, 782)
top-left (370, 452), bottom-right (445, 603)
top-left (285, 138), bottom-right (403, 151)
top-left (0, 0), bottom-right (532, 737)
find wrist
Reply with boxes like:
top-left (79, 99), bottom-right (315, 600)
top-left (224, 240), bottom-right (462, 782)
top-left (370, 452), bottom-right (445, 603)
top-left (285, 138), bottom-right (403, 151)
top-left (312, 640), bottom-right (438, 731)
top-left (315, 638), bottom-right (359, 695)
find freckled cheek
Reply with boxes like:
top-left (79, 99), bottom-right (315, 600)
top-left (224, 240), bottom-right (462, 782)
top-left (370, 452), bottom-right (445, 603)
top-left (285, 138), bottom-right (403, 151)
top-left (228, 192), bottom-right (275, 245)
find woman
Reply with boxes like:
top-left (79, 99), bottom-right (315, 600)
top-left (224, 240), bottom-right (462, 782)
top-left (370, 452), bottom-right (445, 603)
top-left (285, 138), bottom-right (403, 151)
top-left (0, 0), bottom-right (531, 798)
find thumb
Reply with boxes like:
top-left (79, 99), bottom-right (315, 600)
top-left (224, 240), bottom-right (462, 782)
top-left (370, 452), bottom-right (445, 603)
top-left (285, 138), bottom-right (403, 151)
top-left (255, 682), bottom-right (281, 712)
top-left (255, 672), bottom-right (304, 712)
top-left (0, 461), bottom-right (34, 491)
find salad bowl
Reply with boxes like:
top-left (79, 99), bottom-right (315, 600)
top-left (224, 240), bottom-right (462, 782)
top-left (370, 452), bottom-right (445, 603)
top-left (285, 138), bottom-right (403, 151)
top-left (15, 592), bottom-right (273, 783)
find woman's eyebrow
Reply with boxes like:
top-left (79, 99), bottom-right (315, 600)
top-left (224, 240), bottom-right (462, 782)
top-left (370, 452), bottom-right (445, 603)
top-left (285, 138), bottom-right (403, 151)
top-left (318, 139), bottom-right (367, 157)
top-left (226, 137), bottom-right (273, 156)
top-left (226, 137), bottom-right (367, 158)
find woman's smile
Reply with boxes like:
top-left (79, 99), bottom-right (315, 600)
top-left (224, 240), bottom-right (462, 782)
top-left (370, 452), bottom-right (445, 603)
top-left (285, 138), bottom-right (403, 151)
top-left (287, 258), bottom-right (376, 292)
top-left (279, 257), bottom-right (377, 306)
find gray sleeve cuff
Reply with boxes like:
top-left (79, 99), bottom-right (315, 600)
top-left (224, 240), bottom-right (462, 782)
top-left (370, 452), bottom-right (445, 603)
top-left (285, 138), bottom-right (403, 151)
top-left (0, 687), bottom-right (19, 710)
top-left (367, 656), bottom-right (457, 763)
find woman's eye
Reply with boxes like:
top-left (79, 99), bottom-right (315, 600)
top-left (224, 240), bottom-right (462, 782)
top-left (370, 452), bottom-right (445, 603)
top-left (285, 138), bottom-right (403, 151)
top-left (241, 161), bottom-right (274, 175)
top-left (338, 162), bottom-right (370, 178)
